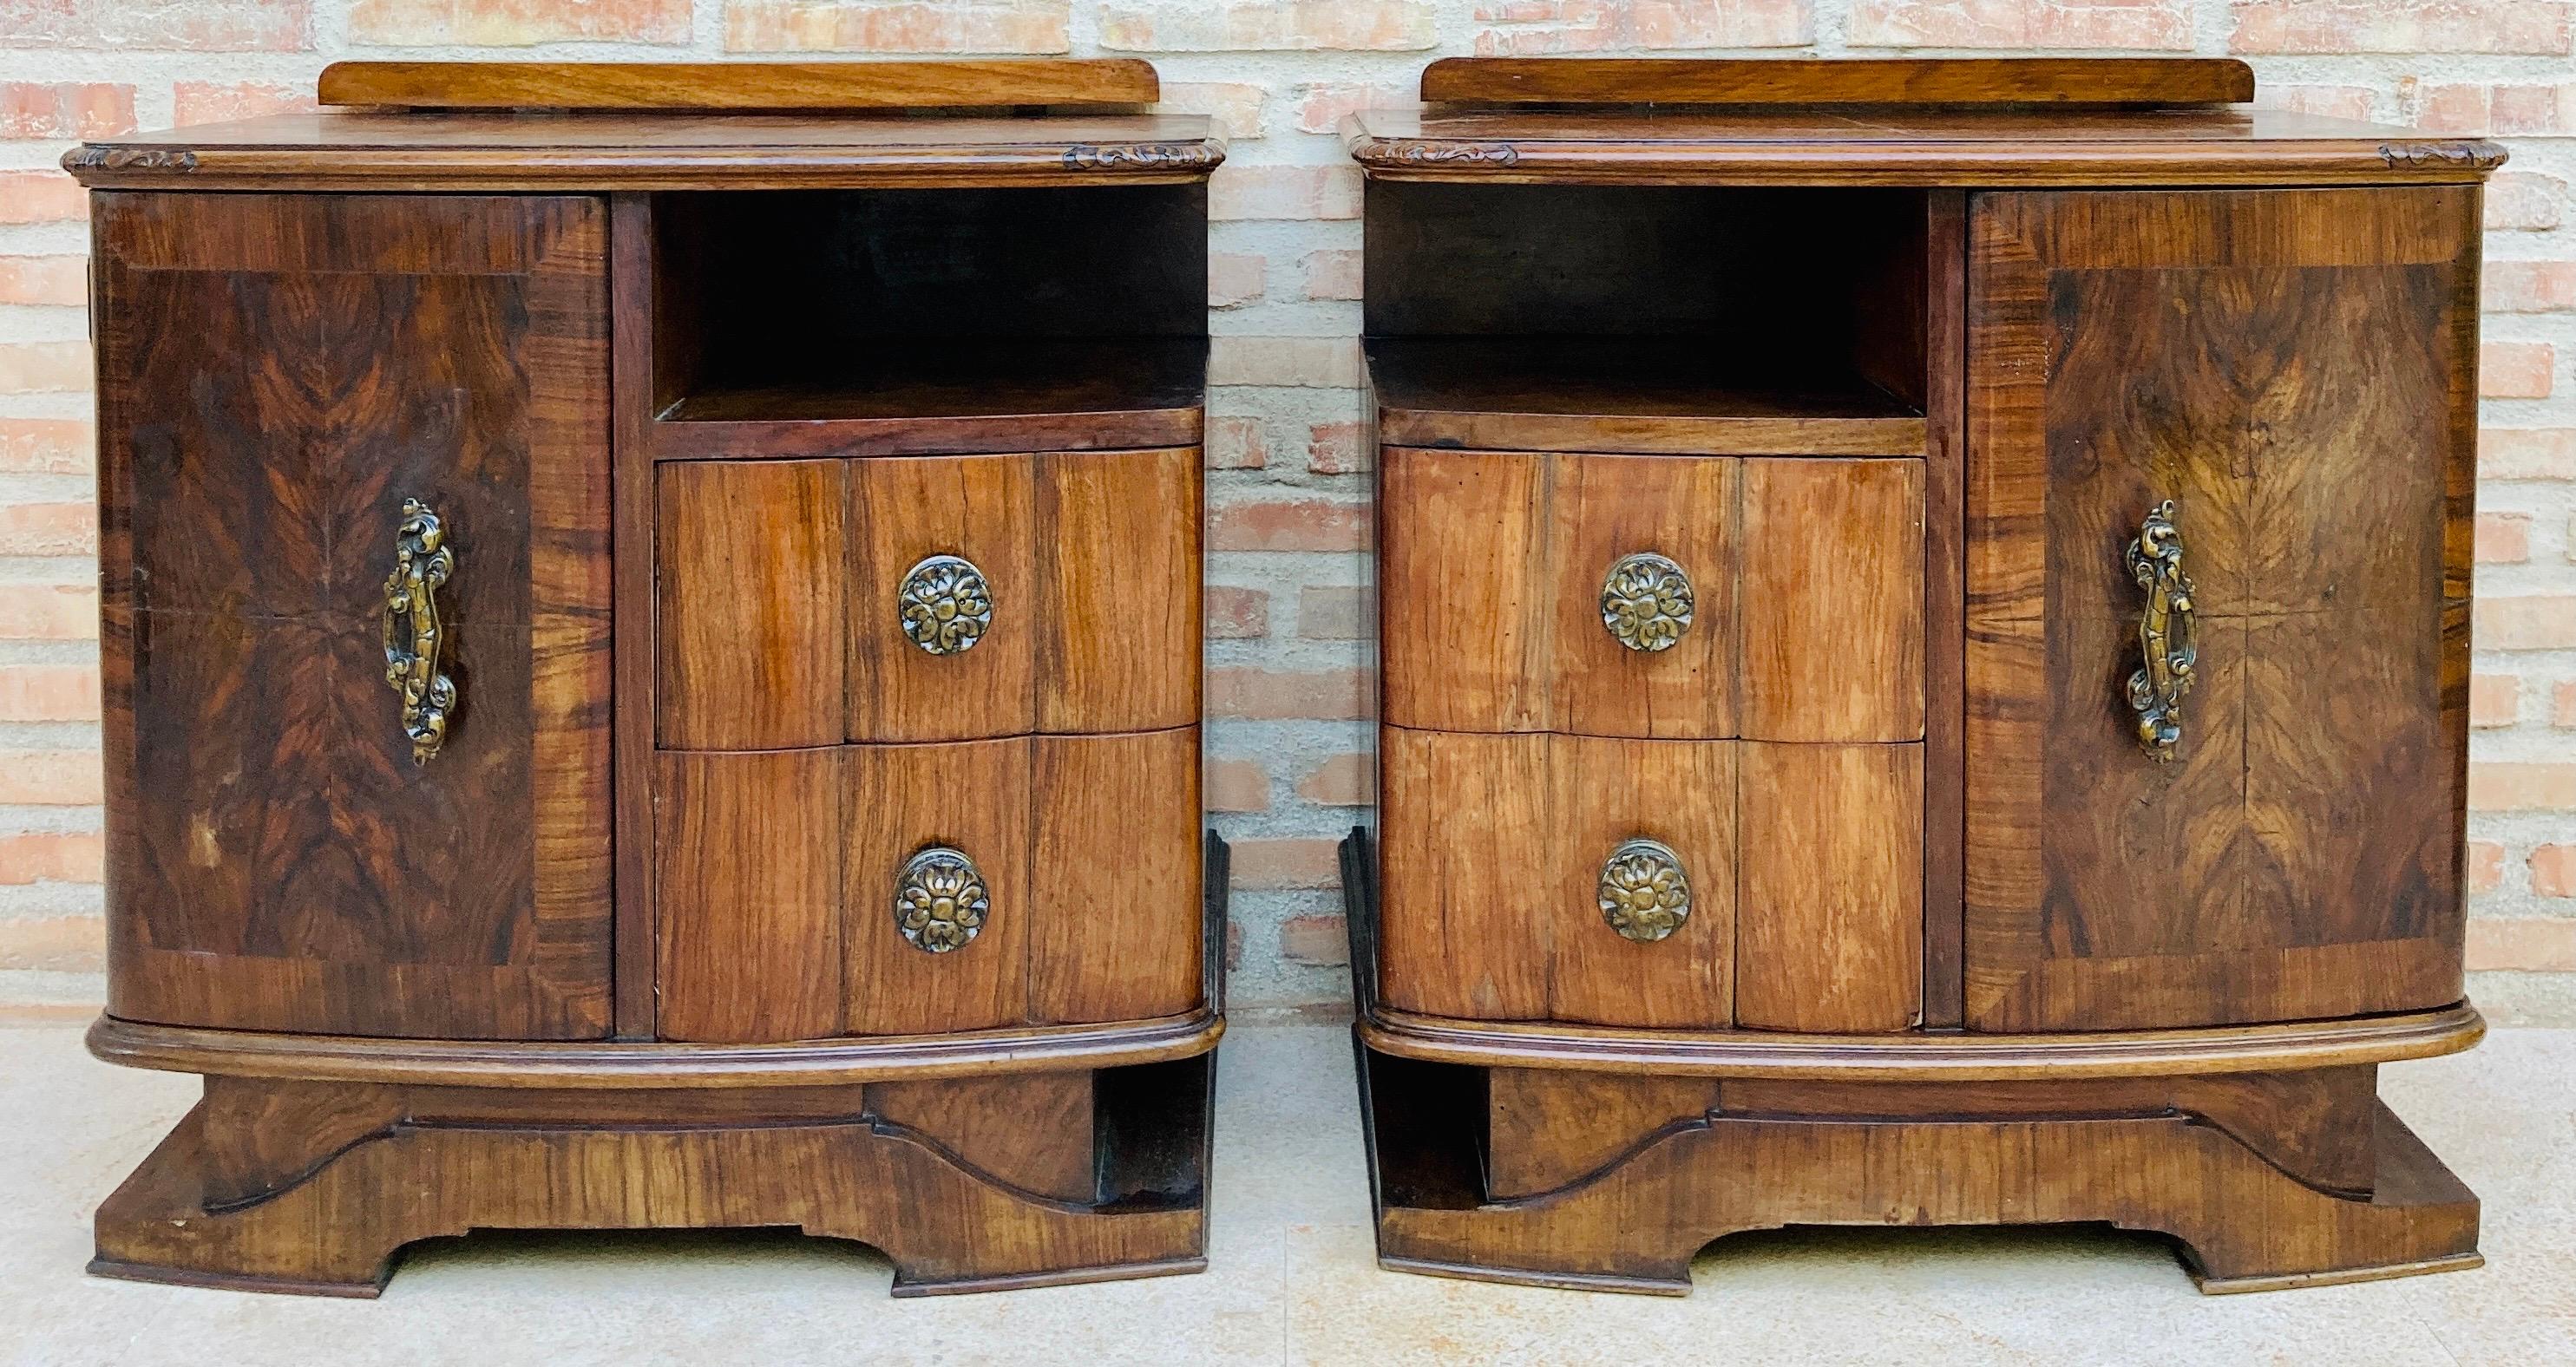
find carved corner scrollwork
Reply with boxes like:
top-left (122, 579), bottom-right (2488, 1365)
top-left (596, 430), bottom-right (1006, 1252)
top-left (1354, 139), bottom-right (1522, 169)
top-left (62, 146), bottom-right (199, 173)
top-left (2377, 142), bottom-right (2505, 171)
top-left (1062, 142), bottom-right (1224, 172)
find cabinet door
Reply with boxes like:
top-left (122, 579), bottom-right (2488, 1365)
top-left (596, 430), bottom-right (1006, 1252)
top-left (1963, 189), bottom-right (2475, 1032)
top-left (95, 193), bottom-right (613, 1039)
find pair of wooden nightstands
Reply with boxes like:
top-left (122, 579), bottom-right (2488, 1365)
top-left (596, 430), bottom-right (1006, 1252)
top-left (69, 55), bottom-right (2496, 1299)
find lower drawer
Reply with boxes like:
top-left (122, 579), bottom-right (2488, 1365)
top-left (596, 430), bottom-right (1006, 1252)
top-left (1377, 726), bottom-right (1921, 1032)
top-left (654, 728), bottom-right (1203, 1043)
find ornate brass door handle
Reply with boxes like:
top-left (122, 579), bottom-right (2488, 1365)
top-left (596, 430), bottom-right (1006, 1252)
top-left (1600, 552), bottom-right (1694, 652)
top-left (1597, 838), bottom-right (1691, 943)
top-left (2124, 500), bottom-right (2197, 762)
top-left (895, 846), bottom-right (988, 953)
top-left (900, 553), bottom-right (994, 656)
top-left (380, 498), bottom-right (456, 766)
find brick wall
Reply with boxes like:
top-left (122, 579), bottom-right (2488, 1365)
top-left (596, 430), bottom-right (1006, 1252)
top-left (0, 0), bottom-right (2570, 1024)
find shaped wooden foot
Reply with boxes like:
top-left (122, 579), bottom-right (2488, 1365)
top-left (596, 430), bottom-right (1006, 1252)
top-left (93, 1056), bottom-right (1213, 1298)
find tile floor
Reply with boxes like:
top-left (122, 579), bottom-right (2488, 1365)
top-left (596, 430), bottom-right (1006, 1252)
top-left (3, 1022), bottom-right (2572, 1366)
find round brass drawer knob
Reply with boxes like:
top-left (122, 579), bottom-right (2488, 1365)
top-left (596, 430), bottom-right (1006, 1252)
top-left (899, 553), bottom-right (993, 657)
top-left (1598, 838), bottom-right (1690, 943)
top-left (1600, 552), bottom-right (1694, 652)
top-left (895, 846), bottom-right (988, 953)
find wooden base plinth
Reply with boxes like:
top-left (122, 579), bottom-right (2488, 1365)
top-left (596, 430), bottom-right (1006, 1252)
top-left (91, 1052), bottom-right (1215, 1298)
top-left (1354, 1042), bottom-right (2481, 1296)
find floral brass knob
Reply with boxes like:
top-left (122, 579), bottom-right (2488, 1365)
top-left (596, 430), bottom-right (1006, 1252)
top-left (895, 847), bottom-right (988, 953)
top-left (899, 554), bottom-right (993, 657)
top-left (1597, 838), bottom-right (1691, 944)
top-left (1600, 553), bottom-right (1694, 652)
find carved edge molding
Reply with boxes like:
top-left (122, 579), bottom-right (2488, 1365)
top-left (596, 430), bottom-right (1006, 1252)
top-left (63, 146), bottom-right (198, 173)
top-left (2376, 141), bottom-right (2505, 170)
top-left (1353, 139), bottom-right (1523, 168)
top-left (1062, 141), bottom-right (1222, 172)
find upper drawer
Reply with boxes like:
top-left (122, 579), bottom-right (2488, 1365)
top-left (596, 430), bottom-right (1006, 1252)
top-left (657, 448), bottom-right (1201, 748)
top-left (1380, 448), bottom-right (1924, 742)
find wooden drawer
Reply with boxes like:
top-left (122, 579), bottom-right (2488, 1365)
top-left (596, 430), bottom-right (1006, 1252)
top-left (656, 448), bottom-right (1200, 747)
top-left (1380, 449), bottom-right (1923, 741)
top-left (1377, 726), bottom-right (1920, 1031)
top-left (654, 727), bottom-right (1203, 1042)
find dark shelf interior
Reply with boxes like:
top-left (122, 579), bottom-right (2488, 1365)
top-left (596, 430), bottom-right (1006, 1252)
top-left (662, 338), bottom-right (1206, 425)
top-left (1367, 336), bottom-right (1920, 424)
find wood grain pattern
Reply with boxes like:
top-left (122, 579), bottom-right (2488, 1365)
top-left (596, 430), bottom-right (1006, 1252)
top-left (1030, 729), bottom-right (1203, 1023)
top-left (1419, 57), bottom-right (2258, 108)
top-left (1549, 455), bottom-right (1739, 740)
top-left (846, 455), bottom-right (1039, 742)
top-left (94, 192), bottom-right (611, 1040)
top-left (609, 193), bottom-right (660, 1037)
top-left (1379, 450), bottom-right (1552, 734)
top-left (1485, 1069), bottom-right (1720, 1200)
top-left (654, 460), bottom-right (847, 749)
top-left (1919, 188), bottom-right (1970, 1030)
top-left (1739, 458), bottom-right (1924, 742)
top-left (843, 738), bottom-right (1035, 1036)
top-left (319, 60), bottom-right (1163, 112)
top-left (1038, 448), bottom-right (1202, 733)
top-left (1963, 188), bottom-right (2477, 1031)
top-left (868, 1073), bottom-right (1097, 1201)
top-left (1735, 743), bottom-right (1923, 1032)
top-left (654, 749), bottom-right (843, 1043)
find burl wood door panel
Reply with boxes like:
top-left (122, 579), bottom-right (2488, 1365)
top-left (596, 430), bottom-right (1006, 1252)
top-left (1963, 188), bottom-right (2477, 1032)
top-left (94, 193), bottom-right (613, 1039)
top-left (654, 729), bottom-right (1201, 1042)
top-left (1380, 448), bottom-right (1922, 742)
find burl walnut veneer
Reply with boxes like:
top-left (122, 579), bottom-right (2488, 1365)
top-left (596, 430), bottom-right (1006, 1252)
top-left (1343, 57), bottom-right (2498, 1294)
top-left (72, 59), bottom-right (1227, 1298)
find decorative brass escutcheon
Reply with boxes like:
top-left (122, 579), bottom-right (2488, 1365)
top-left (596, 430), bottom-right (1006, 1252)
top-left (2124, 499), bottom-right (2198, 762)
top-left (895, 846), bottom-right (988, 953)
top-left (1597, 838), bottom-right (1691, 943)
top-left (899, 553), bottom-right (993, 657)
top-left (1600, 552), bottom-right (1694, 652)
top-left (380, 498), bottom-right (456, 766)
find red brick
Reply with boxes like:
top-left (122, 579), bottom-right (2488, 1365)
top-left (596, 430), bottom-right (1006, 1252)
top-left (0, 914), bottom-right (103, 972)
top-left (1279, 912), bottom-right (1349, 965)
top-left (1207, 415), bottom-right (1268, 470)
top-left (4, 0), bottom-right (311, 49)
top-left (1297, 585), bottom-right (1370, 638)
top-left (2261, 84), bottom-right (2377, 121)
top-left (0, 256), bottom-right (84, 308)
top-left (1210, 165), bottom-right (1362, 221)
top-left (2478, 596), bottom-right (2576, 650)
top-left (1162, 81), bottom-right (1267, 140)
top-left (0, 420), bottom-right (91, 474)
top-left (1294, 81), bottom-right (1402, 134)
top-left (2467, 916), bottom-right (2576, 971)
top-left (1233, 837), bottom-right (1341, 889)
top-left (2484, 341), bottom-right (2556, 400)
top-left (0, 584), bottom-right (96, 640)
top-left (1209, 252), bottom-right (1266, 308)
top-left (1205, 585), bottom-right (1271, 638)
top-left (1204, 757), bottom-right (1269, 813)
top-left (1296, 752), bottom-right (1373, 806)
top-left (1301, 248), bottom-right (1362, 301)
top-left (2488, 260), bottom-right (2576, 313)
top-left (0, 172), bottom-right (83, 225)
top-left (1208, 497), bottom-right (1368, 552)
top-left (1306, 422), bottom-right (1366, 474)
top-left (2483, 428), bottom-right (2576, 480)
top-left (2415, 81), bottom-right (2576, 134)
top-left (0, 504), bottom-right (96, 556)
top-left (0, 751), bottom-right (104, 806)
top-left (2471, 673), bottom-right (2521, 727)
top-left (0, 665), bottom-right (98, 723)
top-left (2476, 511), bottom-right (2532, 561)
top-left (172, 81), bottom-right (314, 124)
top-left (1477, 0), bottom-right (1811, 54)
top-left (2535, 846), bottom-right (2576, 897)
top-left (725, 0), bottom-right (1072, 52)
top-left (0, 832), bottom-right (102, 885)
top-left (352, 0), bottom-right (691, 44)
top-left (0, 343), bottom-right (90, 396)
top-left (1209, 337), bottom-right (1360, 387)
top-left (1206, 667), bottom-right (1373, 719)
top-left (1099, 0), bottom-right (1437, 51)
top-left (2469, 762), bottom-right (2576, 812)
top-left (0, 83), bottom-right (134, 140)
top-left (1856, 0), bottom-right (2188, 49)
top-left (2234, 2), bottom-right (2573, 55)
top-left (2488, 173), bottom-right (2568, 232)
top-left (2556, 679), bottom-right (2576, 727)
top-left (2466, 840), bottom-right (2507, 893)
